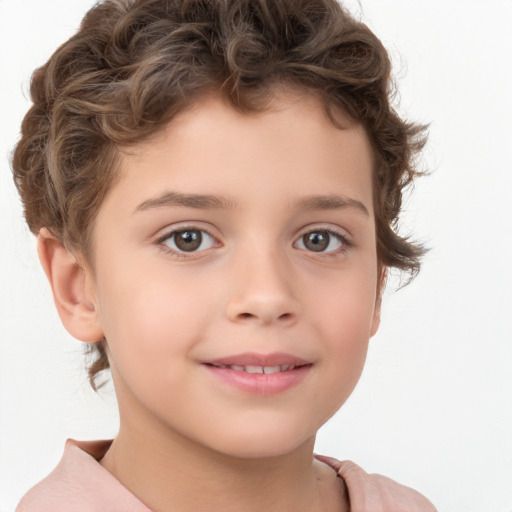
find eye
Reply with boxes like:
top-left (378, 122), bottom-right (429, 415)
top-left (160, 229), bottom-right (216, 253)
top-left (294, 229), bottom-right (348, 253)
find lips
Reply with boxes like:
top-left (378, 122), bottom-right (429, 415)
top-left (205, 352), bottom-right (310, 368)
top-left (210, 363), bottom-right (302, 374)
top-left (202, 352), bottom-right (312, 395)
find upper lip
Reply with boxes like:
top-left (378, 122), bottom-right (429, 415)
top-left (204, 352), bottom-right (311, 368)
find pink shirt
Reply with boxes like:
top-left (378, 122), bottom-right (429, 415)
top-left (17, 439), bottom-right (437, 511)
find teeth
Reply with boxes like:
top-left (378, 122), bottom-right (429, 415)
top-left (215, 364), bottom-right (299, 373)
top-left (245, 365), bottom-right (263, 374)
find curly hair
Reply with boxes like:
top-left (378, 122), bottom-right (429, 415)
top-left (12, 0), bottom-right (427, 390)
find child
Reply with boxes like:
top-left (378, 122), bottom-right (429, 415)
top-left (12, 0), bottom-right (436, 510)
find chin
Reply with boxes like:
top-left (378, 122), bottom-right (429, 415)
top-left (203, 421), bottom-right (316, 460)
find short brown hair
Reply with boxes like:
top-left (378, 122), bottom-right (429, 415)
top-left (12, 0), bottom-right (427, 389)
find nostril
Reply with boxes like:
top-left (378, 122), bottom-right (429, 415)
top-left (228, 304), bottom-right (299, 325)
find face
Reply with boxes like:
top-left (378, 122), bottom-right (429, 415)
top-left (87, 92), bottom-right (381, 458)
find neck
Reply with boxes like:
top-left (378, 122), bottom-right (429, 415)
top-left (100, 421), bottom-right (342, 512)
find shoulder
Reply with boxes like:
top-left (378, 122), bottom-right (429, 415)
top-left (16, 439), bottom-right (151, 512)
top-left (315, 455), bottom-right (438, 512)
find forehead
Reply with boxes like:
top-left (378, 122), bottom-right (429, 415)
top-left (116, 91), bottom-right (373, 196)
top-left (146, 89), bottom-right (366, 154)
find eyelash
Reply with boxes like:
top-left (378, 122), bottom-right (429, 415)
top-left (156, 226), bottom-right (218, 258)
top-left (294, 227), bottom-right (353, 256)
top-left (156, 226), bottom-right (353, 258)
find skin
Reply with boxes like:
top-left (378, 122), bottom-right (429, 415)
top-left (39, 91), bottom-right (382, 512)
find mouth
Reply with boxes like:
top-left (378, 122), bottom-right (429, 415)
top-left (202, 352), bottom-right (313, 395)
top-left (205, 363), bottom-right (309, 374)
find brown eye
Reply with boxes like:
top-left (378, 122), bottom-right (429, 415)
top-left (162, 229), bottom-right (215, 253)
top-left (302, 231), bottom-right (329, 252)
top-left (174, 230), bottom-right (202, 251)
top-left (294, 229), bottom-right (345, 253)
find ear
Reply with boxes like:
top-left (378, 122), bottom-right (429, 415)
top-left (37, 228), bottom-right (104, 342)
top-left (370, 266), bottom-right (387, 338)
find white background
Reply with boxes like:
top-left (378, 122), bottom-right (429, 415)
top-left (1, 1), bottom-right (511, 511)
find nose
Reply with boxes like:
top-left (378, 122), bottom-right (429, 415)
top-left (225, 248), bottom-right (301, 327)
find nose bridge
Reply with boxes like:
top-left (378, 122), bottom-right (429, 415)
top-left (225, 236), bottom-right (300, 325)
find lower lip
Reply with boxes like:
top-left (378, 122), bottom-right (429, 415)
top-left (203, 365), bottom-right (311, 396)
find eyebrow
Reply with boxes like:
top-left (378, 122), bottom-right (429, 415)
top-left (295, 195), bottom-right (370, 216)
top-left (134, 191), bottom-right (236, 213)
top-left (133, 191), bottom-right (369, 217)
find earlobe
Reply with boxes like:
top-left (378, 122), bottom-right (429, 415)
top-left (370, 304), bottom-right (381, 338)
top-left (370, 267), bottom-right (387, 338)
top-left (37, 228), bottom-right (104, 342)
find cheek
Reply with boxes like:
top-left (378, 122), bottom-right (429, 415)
top-left (94, 274), bottom-right (200, 407)
top-left (95, 265), bottom-right (207, 361)
top-left (311, 262), bottom-right (378, 336)
top-left (308, 267), bottom-right (377, 390)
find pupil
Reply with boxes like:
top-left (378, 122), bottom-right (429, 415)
top-left (175, 230), bottom-right (202, 251)
top-left (304, 231), bottom-right (329, 252)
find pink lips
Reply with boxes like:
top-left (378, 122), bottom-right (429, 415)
top-left (202, 352), bottom-right (312, 396)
